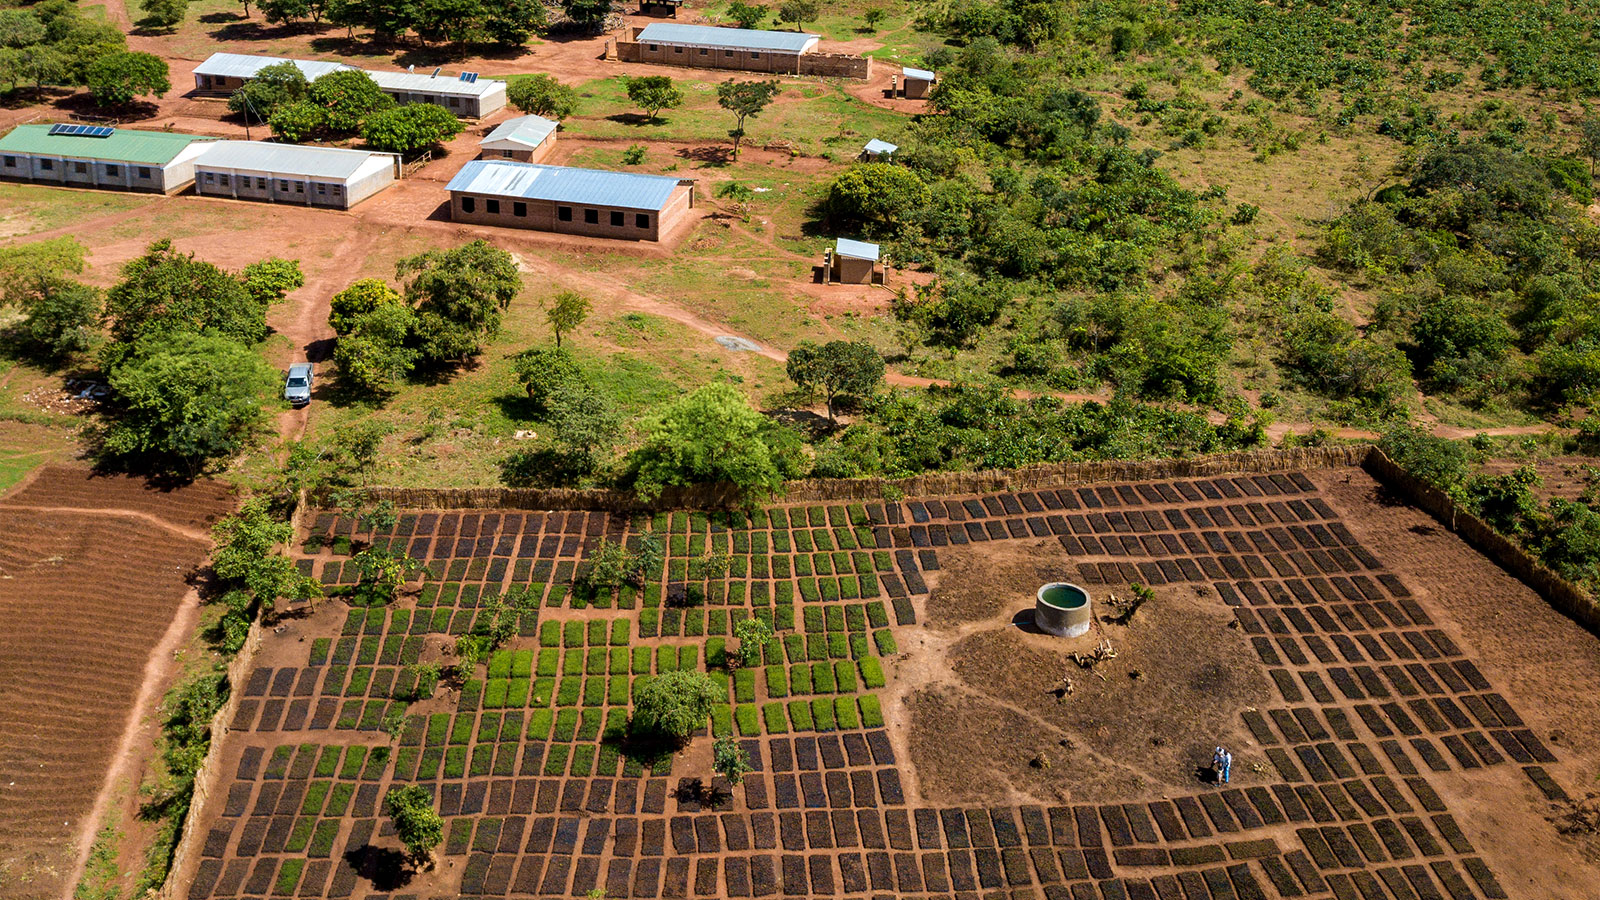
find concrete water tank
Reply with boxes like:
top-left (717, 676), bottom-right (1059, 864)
top-left (1036, 583), bottom-right (1092, 638)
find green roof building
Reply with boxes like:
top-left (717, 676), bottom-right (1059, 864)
top-left (0, 124), bottom-right (218, 194)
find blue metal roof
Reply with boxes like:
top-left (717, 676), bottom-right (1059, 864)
top-left (835, 238), bottom-right (880, 261)
top-left (862, 139), bottom-right (898, 155)
top-left (635, 23), bottom-right (819, 53)
top-left (481, 115), bottom-right (558, 149)
top-left (446, 160), bottom-right (682, 211)
top-left (902, 66), bottom-right (936, 82)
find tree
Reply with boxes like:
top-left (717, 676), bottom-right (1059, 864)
top-left (544, 290), bottom-right (590, 347)
top-left (512, 344), bottom-right (582, 409)
top-left (329, 278), bottom-right (405, 335)
top-left (258, 0), bottom-right (311, 27)
top-left (361, 103), bottom-right (464, 155)
top-left (725, 0), bottom-right (766, 28)
top-left (713, 735), bottom-right (754, 785)
top-left (629, 669), bottom-right (720, 743)
top-left (715, 79), bottom-right (780, 159)
top-left (561, 0), bottom-right (610, 33)
top-left (547, 382), bottom-right (622, 469)
top-left (103, 332), bottom-right (276, 474)
top-left (484, 0), bottom-right (545, 45)
top-left (307, 69), bottom-right (392, 135)
top-left (715, 181), bottom-right (754, 221)
top-left (334, 303), bottom-right (418, 395)
top-left (103, 240), bottom-right (267, 358)
top-left (861, 6), bottom-right (886, 30)
top-left (825, 163), bottom-right (930, 233)
top-left (0, 9), bottom-right (46, 48)
top-left (86, 50), bottom-right (168, 106)
top-left (627, 382), bottom-right (805, 500)
top-left (227, 61), bottom-right (307, 122)
top-left (413, 0), bottom-right (482, 44)
top-left (138, 0), bottom-right (187, 30)
top-left (731, 615), bottom-right (771, 667)
top-left (384, 786), bottom-right (443, 866)
top-left (785, 340), bottom-right (885, 423)
top-left (776, 0), bottom-right (816, 31)
top-left (396, 239), bottom-right (521, 364)
top-left (625, 75), bottom-right (682, 123)
top-left (212, 498), bottom-right (321, 612)
top-left (13, 277), bottom-right (100, 362)
top-left (1581, 114), bottom-right (1600, 178)
top-left (240, 257), bottom-right (304, 306)
top-left (267, 100), bottom-right (325, 143)
top-left (507, 73), bottom-right (577, 118)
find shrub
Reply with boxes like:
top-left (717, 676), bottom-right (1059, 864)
top-left (629, 669), bottom-right (721, 742)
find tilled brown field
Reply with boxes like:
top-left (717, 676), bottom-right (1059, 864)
top-left (0, 467), bottom-right (231, 898)
top-left (180, 468), bottom-right (1600, 900)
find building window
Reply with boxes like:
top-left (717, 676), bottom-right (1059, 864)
top-left (449, 97), bottom-right (460, 107)
top-left (698, 48), bottom-right (708, 55)
top-left (331, 185), bottom-right (341, 193)
top-left (636, 213), bottom-right (650, 228)
top-left (648, 44), bottom-right (658, 51)
top-left (219, 174), bottom-right (229, 186)
top-left (513, 202), bottom-right (526, 217)
top-left (462, 196), bottom-right (475, 213)
top-left (317, 183), bottom-right (326, 194)
top-left (2, 156), bottom-right (14, 168)
top-left (673, 46), bottom-right (682, 53)
top-left (558, 206), bottom-right (572, 221)
top-left (40, 158), bottom-right (53, 171)
top-left (502, 149), bottom-right (514, 158)
top-left (74, 161), bottom-right (87, 174)
top-left (105, 164), bottom-right (119, 176)
top-left (257, 177), bottom-right (267, 188)
top-left (486, 198), bottom-right (500, 214)
top-left (751, 52), bottom-right (760, 59)
top-left (204, 172), bottom-right (215, 183)
top-left (138, 167), bottom-right (151, 178)
top-left (724, 49), bottom-right (734, 56)
top-left (280, 180), bottom-right (290, 191)
top-left (609, 210), bottom-right (623, 226)
top-left (584, 208), bottom-right (599, 224)
top-left (295, 182), bottom-right (303, 192)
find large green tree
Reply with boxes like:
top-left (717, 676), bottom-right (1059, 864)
top-left (329, 278), bottom-right (405, 335)
top-left (625, 75), bottom-right (682, 123)
top-left (396, 240), bottom-right (521, 364)
top-left (506, 73), bottom-right (576, 118)
top-left (361, 103), bottom-right (464, 155)
top-left (627, 382), bottom-right (804, 500)
top-left (102, 332), bottom-right (276, 473)
top-left (307, 69), bottom-right (392, 134)
top-left (85, 50), bottom-right (168, 106)
top-left (137, 0), bottom-right (187, 30)
top-left (785, 339), bottom-right (885, 423)
top-left (102, 240), bottom-right (268, 362)
top-left (227, 61), bottom-right (307, 123)
top-left (383, 786), bottom-right (443, 865)
top-left (629, 669), bottom-right (721, 744)
top-left (334, 303), bottom-right (419, 395)
top-left (825, 163), bottom-right (930, 233)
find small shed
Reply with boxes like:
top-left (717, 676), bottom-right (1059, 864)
top-left (901, 66), bottom-right (937, 99)
top-left (639, 0), bottom-right (684, 15)
top-left (192, 52), bottom-right (353, 93)
top-left (479, 114), bottom-right (559, 163)
top-left (193, 141), bottom-right (400, 209)
top-left (446, 159), bottom-right (694, 241)
top-left (367, 70), bottom-right (508, 119)
top-left (0, 124), bottom-right (216, 194)
top-left (830, 238), bottom-right (882, 284)
top-left (860, 138), bottom-right (898, 161)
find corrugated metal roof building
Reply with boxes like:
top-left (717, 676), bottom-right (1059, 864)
top-left (367, 70), bottom-right (507, 118)
top-left (830, 237), bottom-right (883, 284)
top-left (192, 52), bottom-right (354, 93)
top-left (446, 159), bottom-right (693, 242)
top-left (621, 23), bottom-right (821, 74)
top-left (193, 141), bottom-right (400, 209)
top-left (479, 115), bottom-right (559, 163)
top-left (861, 138), bottom-right (898, 159)
top-left (0, 124), bottom-right (217, 194)
top-left (901, 66), bottom-right (937, 99)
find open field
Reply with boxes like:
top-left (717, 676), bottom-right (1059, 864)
top-left (0, 466), bottom-right (234, 899)
top-left (179, 465), bottom-right (1600, 899)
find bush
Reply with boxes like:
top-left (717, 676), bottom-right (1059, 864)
top-left (629, 669), bottom-right (720, 742)
top-left (508, 73), bottom-right (577, 118)
top-left (362, 103), bottom-right (464, 155)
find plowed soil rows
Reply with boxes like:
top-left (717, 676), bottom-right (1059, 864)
top-left (0, 468), bottom-right (232, 899)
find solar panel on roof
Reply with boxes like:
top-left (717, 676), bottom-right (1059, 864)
top-left (48, 123), bottom-right (114, 138)
top-left (459, 72), bottom-right (478, 83)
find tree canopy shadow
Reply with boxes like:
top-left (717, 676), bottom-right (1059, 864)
top-left (606, 112), bottom-right (654, 127)
top-left (343, 847), bottom-right (413, 892)
top-left (675, 145), bottom-right (732, 167)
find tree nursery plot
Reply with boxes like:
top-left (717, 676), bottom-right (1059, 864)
top-left (176, 463), bottom-right (1600, 899)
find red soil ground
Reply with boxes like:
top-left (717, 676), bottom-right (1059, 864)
top-left (0, 466), bottom-right (234, 899)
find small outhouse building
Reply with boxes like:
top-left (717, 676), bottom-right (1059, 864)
top-left (901, 66), bottom-right (937, 99)
top-left (829, 238), bottom-right (882, 284)
top-left (478, 115), bottom-right (559, 163)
